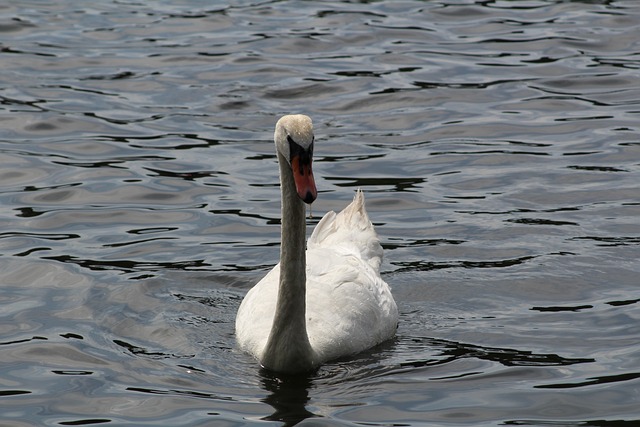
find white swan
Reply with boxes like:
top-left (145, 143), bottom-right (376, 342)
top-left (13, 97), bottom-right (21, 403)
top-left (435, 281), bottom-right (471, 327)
top-left (235, 114), bottom-right (398, 373)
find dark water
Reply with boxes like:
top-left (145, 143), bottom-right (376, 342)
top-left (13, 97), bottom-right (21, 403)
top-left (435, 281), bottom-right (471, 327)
top-left (1, 1), bottom-right (639, 425)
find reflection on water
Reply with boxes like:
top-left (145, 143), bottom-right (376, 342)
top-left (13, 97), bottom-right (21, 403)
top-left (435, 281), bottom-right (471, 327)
top-left (260, 370), bottom-right (316, 426)
top-left (1, 0), bottom-right (640, 425)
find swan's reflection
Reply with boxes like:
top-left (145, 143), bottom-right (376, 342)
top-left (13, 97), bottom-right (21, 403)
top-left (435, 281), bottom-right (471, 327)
top-left (259, 368), bottom-right (317, 426)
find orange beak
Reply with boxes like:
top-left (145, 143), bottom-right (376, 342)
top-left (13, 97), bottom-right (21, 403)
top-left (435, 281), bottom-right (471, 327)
top-left (291, 155), bottom-right (317, 204)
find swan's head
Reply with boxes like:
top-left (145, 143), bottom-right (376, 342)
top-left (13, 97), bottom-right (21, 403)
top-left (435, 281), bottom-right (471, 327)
top-left (274, 114), bottom-right (317, 204)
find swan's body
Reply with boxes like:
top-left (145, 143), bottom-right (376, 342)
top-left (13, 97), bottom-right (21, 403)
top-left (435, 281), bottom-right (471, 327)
top-left (235, 115), bottom-right (398, 373)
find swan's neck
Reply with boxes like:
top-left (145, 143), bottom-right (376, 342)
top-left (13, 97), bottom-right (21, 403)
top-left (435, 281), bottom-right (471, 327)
top-left (261, 152), bottom-right (315, 372)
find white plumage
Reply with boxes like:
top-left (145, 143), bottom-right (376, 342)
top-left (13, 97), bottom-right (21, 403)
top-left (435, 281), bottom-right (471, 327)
top-left (235, 115), bottom-right (398, 373)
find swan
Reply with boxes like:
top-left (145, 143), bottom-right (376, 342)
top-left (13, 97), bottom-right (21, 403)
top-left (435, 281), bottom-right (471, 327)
top-left (235, 114), bottom-right (398, 373)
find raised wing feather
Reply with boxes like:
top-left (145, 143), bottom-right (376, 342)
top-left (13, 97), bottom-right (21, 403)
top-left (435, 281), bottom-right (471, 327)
top-left (308, 189), bottom-right (383, 271)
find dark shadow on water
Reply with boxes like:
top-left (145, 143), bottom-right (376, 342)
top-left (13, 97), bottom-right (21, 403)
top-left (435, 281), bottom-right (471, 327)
top-left (399, 336), bottom-right (595, 370)
top-left (259, 368), bottom-right (318, 426)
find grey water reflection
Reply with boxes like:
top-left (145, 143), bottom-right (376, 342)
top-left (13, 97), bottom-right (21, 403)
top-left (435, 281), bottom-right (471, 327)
top-left (254, 334), bottom-right (598, 427)
top-left (260, 370), bottom-right (316, 426)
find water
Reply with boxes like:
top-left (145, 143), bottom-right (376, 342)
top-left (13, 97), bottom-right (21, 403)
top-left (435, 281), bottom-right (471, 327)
top-left (1, 0), bottom-right (639, 425)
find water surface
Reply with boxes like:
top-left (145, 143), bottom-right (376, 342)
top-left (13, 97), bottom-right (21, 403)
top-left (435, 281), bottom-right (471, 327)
top-left (1, 1), bottom-right (639, 426)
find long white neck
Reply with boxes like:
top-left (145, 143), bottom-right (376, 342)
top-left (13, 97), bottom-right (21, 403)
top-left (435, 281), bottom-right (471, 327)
top-left (261, 151), bottom-right (315, 373)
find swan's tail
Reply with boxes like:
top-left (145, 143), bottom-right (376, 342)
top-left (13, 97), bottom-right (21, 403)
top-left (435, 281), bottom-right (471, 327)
top-left (308, 189), bottom-right (383, 271)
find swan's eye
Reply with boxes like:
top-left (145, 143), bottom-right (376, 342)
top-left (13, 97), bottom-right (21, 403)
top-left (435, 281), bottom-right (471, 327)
top-left (288, 137), bottom-right (313, 173)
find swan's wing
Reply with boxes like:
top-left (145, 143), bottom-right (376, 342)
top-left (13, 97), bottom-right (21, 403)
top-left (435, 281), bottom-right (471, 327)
top-left (305, 246), bottom-right (398, 361)
top-left (235, 264), bottom-right (280, 359)
top-left (308, 189), bottom-right (383, 271)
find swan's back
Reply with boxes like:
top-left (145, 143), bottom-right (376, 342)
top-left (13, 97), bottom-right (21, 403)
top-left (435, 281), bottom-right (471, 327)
top-left (304, 190), bottom-right (397, 361)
